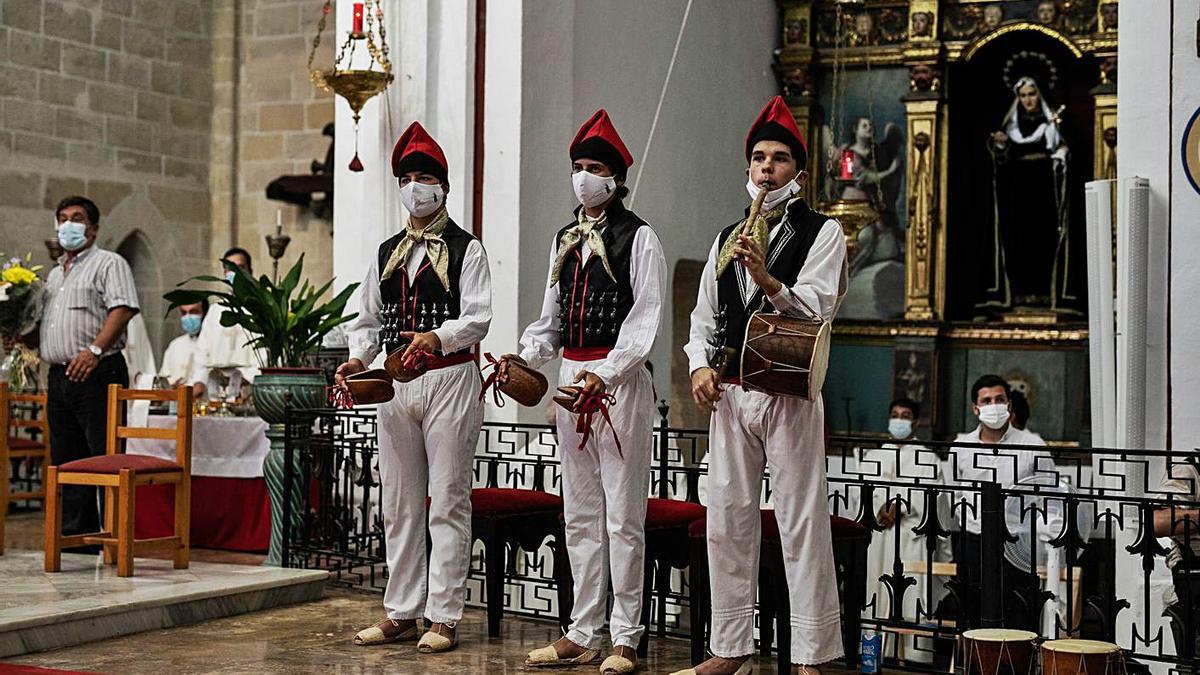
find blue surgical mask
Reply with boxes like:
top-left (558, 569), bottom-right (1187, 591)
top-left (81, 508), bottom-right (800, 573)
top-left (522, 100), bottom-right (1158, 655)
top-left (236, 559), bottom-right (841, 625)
top-left (57, 221), bottom-right (87, 251)
top-left (180, 314), bottom-right (203, 337)
top-left (888, 418), bottom-right (913, 440)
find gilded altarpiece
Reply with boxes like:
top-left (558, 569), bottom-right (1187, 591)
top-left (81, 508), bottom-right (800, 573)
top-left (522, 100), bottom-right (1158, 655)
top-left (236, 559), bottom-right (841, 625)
top-left (774, 0), bottom-right (1117, 443)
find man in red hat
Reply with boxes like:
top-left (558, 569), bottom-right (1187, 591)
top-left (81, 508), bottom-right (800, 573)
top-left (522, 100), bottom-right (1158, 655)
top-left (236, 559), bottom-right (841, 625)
top-left (336, 121), bottom-right (493, 655)
top-left (501, 109), bottom-right (665, 674)
top-left (674, 96), bottom-right (848, 675)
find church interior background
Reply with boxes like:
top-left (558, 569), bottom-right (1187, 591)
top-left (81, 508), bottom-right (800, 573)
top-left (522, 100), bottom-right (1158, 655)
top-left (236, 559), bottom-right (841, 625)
top-left (4, 0), bottom-right (1200, 672)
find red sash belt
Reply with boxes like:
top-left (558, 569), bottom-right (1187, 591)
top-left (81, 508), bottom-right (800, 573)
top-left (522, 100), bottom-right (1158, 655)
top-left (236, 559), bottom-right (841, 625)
top-left (722, 377), bottom-right (742, 386)
top-left (425, 351), bottom-right (476, 371)
top-left (563, 346), bottom-right (612, 362)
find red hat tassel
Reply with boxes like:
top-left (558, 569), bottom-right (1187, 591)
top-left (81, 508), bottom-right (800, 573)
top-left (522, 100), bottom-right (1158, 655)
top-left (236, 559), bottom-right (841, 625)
top-left (348, 128), bottom-right (364, 172)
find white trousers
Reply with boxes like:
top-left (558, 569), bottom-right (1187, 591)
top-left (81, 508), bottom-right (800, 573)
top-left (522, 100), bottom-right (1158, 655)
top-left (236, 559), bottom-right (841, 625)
top-left (378, 362), bottom-right (482, 623)
top-left (557, 358), bottom-right (655, 650)
top-left (706, 385), bottom-right (843, 664)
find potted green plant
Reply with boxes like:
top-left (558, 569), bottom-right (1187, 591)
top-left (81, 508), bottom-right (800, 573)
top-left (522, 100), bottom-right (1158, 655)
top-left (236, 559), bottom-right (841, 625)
top-left (166, 254), bottom-right (358, 564)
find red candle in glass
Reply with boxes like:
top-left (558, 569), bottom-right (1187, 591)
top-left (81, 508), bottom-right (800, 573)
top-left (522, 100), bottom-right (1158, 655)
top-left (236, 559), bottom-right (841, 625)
top-left (352, 3), bottom-right (364, 33)
top-left (839, 148), bottom-right (856, 179)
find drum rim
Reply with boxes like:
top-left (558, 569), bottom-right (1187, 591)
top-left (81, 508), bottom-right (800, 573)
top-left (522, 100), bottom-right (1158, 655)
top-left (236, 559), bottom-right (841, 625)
top-left (1041, 639), bottom-right (1121, 654)
top-left (962, 628), bottom-right (1039, 641)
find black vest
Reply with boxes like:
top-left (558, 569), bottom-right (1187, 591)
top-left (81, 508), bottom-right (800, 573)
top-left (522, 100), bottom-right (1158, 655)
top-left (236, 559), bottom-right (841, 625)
top-left (376, 218), bottom-right (474, 356)
top-left (554, 199), bottom-right (649, 349)
top-left (712, 199), bottom-right (829, 377)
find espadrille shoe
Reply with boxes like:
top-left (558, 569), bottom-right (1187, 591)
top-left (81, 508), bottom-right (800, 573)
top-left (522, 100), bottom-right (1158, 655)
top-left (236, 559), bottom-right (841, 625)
top-left (667, 655), bottom-right (753, 675)
top-left (526, 637), bottom-right (602, 667)
top-left (353, 617), bottom-right (418, 646)
top-left (417, 622), bottom-right (457, 653)
top-left (600, 645), bottom-right (638, 673)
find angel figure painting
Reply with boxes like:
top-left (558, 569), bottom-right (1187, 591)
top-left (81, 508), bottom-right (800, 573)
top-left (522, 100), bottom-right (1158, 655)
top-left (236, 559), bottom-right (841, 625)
top-left (825, 116), bottom-right (906, 320)
top-left (982, 76), bottom-right (1070, 311)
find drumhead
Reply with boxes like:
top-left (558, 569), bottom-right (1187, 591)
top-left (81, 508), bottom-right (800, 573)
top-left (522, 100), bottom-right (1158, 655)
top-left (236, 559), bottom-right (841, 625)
top-left (1042, 639), bottom-right (1120, 654)
top-left (962, 629), bottom-right (1038, 642)
top-left (807, 320), bottom-right (832, 399)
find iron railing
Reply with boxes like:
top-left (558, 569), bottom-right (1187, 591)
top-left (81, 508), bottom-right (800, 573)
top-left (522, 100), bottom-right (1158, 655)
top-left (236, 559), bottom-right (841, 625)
top-left (283, 406), bottom-right (1199, 672)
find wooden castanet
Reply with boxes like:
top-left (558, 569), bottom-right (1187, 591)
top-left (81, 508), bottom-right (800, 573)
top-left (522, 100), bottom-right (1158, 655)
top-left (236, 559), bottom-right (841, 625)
top-left (739, 311), bottom-right (831, 400)
top-left (959, 629), bottom-right (1038, 675)
top-left (1041, 639), bottom-right (1125, 675)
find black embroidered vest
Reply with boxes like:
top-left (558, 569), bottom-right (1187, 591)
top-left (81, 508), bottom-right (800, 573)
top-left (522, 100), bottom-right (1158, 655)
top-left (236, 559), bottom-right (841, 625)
top-left (376, 218), bottom-right (474, 356)
top-left (554, 199), bottom-right (649, 349)
top-left (712, 199), bottom-right (830, 377)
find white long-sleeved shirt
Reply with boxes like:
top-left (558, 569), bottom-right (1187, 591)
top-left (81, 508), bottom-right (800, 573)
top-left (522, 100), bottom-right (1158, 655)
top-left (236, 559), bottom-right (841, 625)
top-left (518, 224), bottom-right (666, 387)
top-left (347, 238), bottom-right (493, 366)
top-left (684, 208), bottom-right (848, 375)
top-left (949, 424), bottom-right (1051, 535)
top-left (159, 333), bottom-right (200, 386)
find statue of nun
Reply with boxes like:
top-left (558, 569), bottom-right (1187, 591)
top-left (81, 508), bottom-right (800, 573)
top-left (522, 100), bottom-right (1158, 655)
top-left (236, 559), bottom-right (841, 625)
top-left (984, 76), bottom-right (1070, 310)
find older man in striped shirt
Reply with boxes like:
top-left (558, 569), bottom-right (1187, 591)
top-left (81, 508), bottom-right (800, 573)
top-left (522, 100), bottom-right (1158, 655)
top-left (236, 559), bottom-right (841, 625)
top-left (40, 196), bottom-right (140, 540)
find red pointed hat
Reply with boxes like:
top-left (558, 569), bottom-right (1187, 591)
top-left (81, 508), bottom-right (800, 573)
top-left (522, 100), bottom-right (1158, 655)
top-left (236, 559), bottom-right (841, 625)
top-left (745, 95), bottom-right (807, 167)
top-left (569, 109), bottom-right (634, 175)
top-left (391, 121), bottom-right (449, 184)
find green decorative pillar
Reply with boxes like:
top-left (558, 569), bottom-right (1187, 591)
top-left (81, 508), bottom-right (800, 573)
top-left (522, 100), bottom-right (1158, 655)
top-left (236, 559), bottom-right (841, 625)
top-left (252, 368), bottom-right (327, 566)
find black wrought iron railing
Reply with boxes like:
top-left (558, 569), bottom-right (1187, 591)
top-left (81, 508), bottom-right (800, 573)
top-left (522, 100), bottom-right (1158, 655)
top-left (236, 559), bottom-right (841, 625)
top-left (283, 406), bottom-right (1199, 672)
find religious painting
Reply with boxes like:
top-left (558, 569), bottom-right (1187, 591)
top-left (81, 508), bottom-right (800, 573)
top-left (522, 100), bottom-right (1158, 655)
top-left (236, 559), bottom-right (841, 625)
top-left (893, 348), bottom-right (935, 428)
top-left (815, 66), bottom-right (909, 321)
top-left (814, 4), bottom-right (908, 48)
top-left (944, 28), bottom-right (1093, 320)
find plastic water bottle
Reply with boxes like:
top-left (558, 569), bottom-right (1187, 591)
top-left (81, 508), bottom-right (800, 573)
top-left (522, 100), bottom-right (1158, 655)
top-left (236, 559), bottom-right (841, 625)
top-left (860, 630), bottom-right (881, 674)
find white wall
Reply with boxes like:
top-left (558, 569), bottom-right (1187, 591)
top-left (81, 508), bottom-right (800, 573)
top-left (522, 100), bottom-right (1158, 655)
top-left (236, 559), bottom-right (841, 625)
top-left (489, 0), bottom-right (778, 420)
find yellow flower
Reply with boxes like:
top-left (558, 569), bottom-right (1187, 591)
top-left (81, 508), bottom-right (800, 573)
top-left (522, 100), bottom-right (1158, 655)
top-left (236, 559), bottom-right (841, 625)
top-left (2, 266), bottom-right (37, 285)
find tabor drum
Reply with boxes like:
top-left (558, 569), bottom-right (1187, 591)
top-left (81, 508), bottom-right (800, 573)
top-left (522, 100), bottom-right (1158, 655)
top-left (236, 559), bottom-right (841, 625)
top-left (1041, 639), bottom-right (1126, 675)
top-left (739, 311), bottom-right (831, 400)
top-left (959, 629), bottom-right (1038, 675)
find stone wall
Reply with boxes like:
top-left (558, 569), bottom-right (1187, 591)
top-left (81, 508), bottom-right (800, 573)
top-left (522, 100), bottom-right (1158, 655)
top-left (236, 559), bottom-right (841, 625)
top-left (217, 0), bottom-right (335, 288)
top-left (0, 0), bottom-right (215, 356)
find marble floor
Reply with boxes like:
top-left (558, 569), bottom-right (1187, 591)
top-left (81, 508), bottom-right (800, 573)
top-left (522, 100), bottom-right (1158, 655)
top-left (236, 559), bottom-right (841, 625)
top-left (4, 589), bottom-right (820, 674)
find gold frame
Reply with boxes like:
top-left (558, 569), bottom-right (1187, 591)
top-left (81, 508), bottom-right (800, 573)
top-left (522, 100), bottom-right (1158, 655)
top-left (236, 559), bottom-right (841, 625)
top-left (775, 1), bottom-right (1116, 341)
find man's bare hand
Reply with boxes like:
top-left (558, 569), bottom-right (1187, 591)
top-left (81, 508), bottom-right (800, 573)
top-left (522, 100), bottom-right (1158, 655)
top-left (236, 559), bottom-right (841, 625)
top-left (335, 358), bottom-right (365, 392)
top-left (65, 349), bottom-right (99, 382)
top-left (192, 382), bottom-right (206, 400)
top-left (571, 370), bottom-right (606, 411)
top-left (690, 367), bottom-right (723, 412)
top-left (398, 331), bottom-right (441, 364)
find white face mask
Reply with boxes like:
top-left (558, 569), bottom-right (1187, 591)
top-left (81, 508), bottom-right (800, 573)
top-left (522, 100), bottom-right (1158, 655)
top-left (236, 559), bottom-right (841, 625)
top-left (572, 170), bottom-right (618, 209)
top-left (746, 177), bottom-right (801, 212)
top-left (977, 403), bottom-right (1011, 430)
top-left (888, 418), bottom-right (913, 440)
top-left (399, 181), bottom-right (445, 218)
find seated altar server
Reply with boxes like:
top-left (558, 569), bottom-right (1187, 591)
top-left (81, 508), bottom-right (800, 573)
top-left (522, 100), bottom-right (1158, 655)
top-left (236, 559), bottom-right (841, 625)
top-left (159, 300), bottom-right (206, 386)
top-left (337, 121), bottom-right (492, 655)
top-left (503, 109), bottom-right (665, 674)
top-left (189, 247), bottom-right (261, 399)
top-left (675, 95), bottom-right (848, 675)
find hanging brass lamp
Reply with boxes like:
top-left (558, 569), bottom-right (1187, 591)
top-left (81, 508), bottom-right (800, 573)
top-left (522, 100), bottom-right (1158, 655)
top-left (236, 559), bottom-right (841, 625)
top-left (308, 0), bottom-right (393, 172)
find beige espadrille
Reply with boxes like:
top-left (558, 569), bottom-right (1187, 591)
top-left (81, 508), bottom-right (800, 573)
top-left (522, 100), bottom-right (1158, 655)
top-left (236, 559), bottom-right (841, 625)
top-left (353, 617), bottom-right (418, 646)
top-left (416, 622), bottom-right (458, 653)
top-left (525, 639), bottom-right (602, 667)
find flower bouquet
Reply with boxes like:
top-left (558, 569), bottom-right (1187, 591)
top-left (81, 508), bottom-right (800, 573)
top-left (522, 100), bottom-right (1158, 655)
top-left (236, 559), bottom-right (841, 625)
top-left (0, 253), bottom-right (45, 390)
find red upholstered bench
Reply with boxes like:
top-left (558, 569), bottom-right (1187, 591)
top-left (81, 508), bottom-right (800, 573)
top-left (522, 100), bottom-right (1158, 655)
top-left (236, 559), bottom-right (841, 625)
top-left (685, 509), bottom-right (870, 670)
top-left (59, 454), bottom-right (182, 474)
top-left (470, 486), bottom-right (566, 638)
top-left (640, 498), bottom-right (707, 657)
top-left (7, 436), bottom-right (45, 451)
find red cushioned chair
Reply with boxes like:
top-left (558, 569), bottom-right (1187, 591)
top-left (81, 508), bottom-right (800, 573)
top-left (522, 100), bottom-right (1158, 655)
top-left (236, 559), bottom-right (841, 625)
top-left (687, 510), bottom-right (869, 673)
top-left (1, 383), bottom-right (52, 556)
top-left (470, 481), bottom-right (567, 638)
top-left (44, 385), bottom-right (193, 577)
top-left (638, 497), bottom-right (707, 656)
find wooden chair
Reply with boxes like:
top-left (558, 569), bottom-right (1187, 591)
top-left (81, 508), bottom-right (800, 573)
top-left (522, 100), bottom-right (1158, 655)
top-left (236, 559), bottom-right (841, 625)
top-left (44, 385), bottom-right (192, 577)
top-left (2, 383), bottom-right (52, 555)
